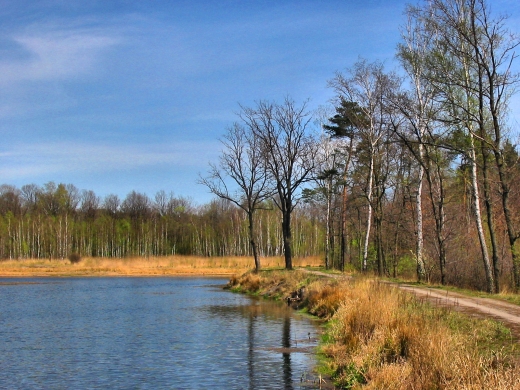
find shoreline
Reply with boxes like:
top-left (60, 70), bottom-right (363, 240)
top-left (0, 255), bottom-right (323, 278)
top-left (0, 273), bottom-right (235, 278)
top-left (0, 268), bottom-right (244, 278)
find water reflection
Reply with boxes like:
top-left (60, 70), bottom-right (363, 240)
top-left (282, 317), bottom-right (293, 390)
top-left (248, 310), bottom-right (255, 390)
top-left (210, 297), bottom-right (319, 389)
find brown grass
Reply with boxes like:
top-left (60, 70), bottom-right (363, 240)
top-left (319, 279), bottom-right (520, 389)
top-left (227, 268), bottom-right (321, 299)
top-left (228, 271), bottom-right (520, 389)
top-left (0, 255), bottom-right (323, 277)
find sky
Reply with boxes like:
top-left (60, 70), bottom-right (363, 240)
top-left (0, 0), bottom-right (518, 205)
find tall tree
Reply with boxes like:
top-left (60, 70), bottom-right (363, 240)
top-left (241, 98), bottom-right (319, 270)
top-left (329, 60), bottom-right (399, 275)
top-left (304, 134), bottom-right (348, 270)
top-left (199, 122), bottom-right (272, 272)
top-left (456, 0), bottom-right (520, 290)
top-left (323, 99), bottom-right (360, 270)
top-left (394, 10), bottom-right (439, 282)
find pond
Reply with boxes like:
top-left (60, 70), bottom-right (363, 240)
top-left (0, 277), bottom-right (321, 389)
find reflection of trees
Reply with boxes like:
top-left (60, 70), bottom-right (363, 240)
top-left (210, 298), bottom-right (297, 389)
top-left (248, 311), bottom-right (255, 390)
top-left (282, 316), bottom-right (293, 390)
top-left (246, 309), bottom-right (294, 390)
top-left (204, 298), bottom-right (292, 319)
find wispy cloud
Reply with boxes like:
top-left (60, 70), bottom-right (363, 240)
top-left (0, 26), bottom-right (119, 85)
top-left (0, 140), bottom-right (219, 180)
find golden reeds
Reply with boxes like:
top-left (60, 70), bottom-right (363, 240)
top-left (0, 255), bottom-right (323, 277)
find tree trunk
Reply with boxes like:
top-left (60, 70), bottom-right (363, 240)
top-left (340, 139), bottom-right (354, 271)
top-left (431, 162), bottom-right (447, 285)
top-left (493, 148), bottom-right (520, 290)
top-left (487, 66), bottom-right (520, 290)
top-left (469, 134), bottom-right (495, 293)
top-left (324, 177), bottom-right (332, 270)
top-left (416, 146), bottom-right (426, 281)
top-left (375, 213), bottom-right (384, 276)
top-left (282, 207), bottom-right (293, 270)
top-left (480, 145), bottom-right (499, 292)
top-left (248, 211), bottom-right (261, 272)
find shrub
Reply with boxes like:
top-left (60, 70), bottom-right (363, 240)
top-left (68, 253), bottom-right (82, 264)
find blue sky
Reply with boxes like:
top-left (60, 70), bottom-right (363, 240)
top-left (0, 0), bottom-right (518, 205)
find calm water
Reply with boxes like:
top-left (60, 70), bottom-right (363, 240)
top-left (0, 277), bottom-right (321, 389)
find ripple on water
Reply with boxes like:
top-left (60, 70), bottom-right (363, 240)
top-left (0, 277), bottom-right (321, 389)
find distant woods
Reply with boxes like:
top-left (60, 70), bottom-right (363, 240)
top-left (0, 183), bottom-right (322, 261)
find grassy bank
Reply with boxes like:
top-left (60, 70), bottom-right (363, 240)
top-left (0, 256), bottom-right (322, 277)
top-left (228, 270), bottom-right (520, 389)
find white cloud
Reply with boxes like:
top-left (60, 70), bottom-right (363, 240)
top-left (0, 27), bottom-right (119, 85)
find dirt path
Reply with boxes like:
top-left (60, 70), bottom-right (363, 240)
top-left (301, 270), bottom-right (520, 339)
top-left (398, 284), bottom-right (520, 338)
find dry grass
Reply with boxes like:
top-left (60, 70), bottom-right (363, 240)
top-left (227, 268), bottom-right (321, 300)
top-left (0, 255), bottom-right (323, 277)
top-left (320, 279), bottom-right (520, 389)
top-left (305, 279), bottom-right (350, 319)
top-left (229, 271), bottom-right (520, 389)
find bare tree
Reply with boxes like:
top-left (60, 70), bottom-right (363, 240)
top-left (154, 190), bottom-right (175, 217)
top-left (21, 184), bottom-right (39, 212)
top-left (121, 191), bottom-right (150, 220)
top-left (65, 184), bottom-right (81, 212)
top-left (80, 190), bottom-right (100, 219)
top-left (394, 10), bottom-right (436, 282)
top-left (0, 185), bottom-right (23, 216)
top-left (167, 195), bottom-right (194, 217)
top-left (241, 98), bottom-right (319, 270)
top-left (103, 194), bottom-right (120, 216)
top-left (199, 122), bottom-right (273, 272)
top-left (458, 0), bottom-right (520, 290)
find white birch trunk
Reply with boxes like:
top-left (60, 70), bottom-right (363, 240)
top-left (416, 145), bottom-right (426, 280)
top-left (362, 153), bottom-right (374, 271)
top-left (469, 133), bottom-right (495, 293)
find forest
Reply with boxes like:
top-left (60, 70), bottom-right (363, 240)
top-left (0, 183), bottom-right (323, 262)
top-left (1, 0), bottom-right (520, 293)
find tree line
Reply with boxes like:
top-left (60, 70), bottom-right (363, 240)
top-left (0, 182), bottom-right (323, 261)
top-left (202, 0), bottom-right (520, 292)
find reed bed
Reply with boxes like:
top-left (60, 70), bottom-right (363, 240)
top-left (0, 255), bottom-right (323, 277)
top-left (228, 271), bottom-right (520, 389)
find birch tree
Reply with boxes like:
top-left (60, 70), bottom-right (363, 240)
top-left (452, 0), bottom-right (520, 290)
top-left (409, 0), bottom-right (517, 292)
